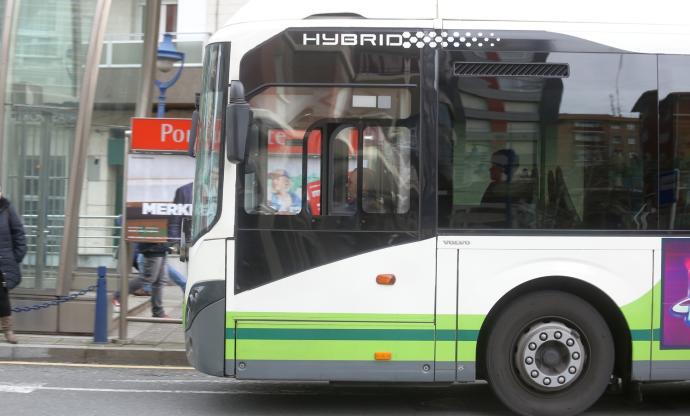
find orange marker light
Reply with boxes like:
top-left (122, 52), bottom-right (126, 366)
top-left (376, 274), bottom-right (396, 285)
top-left (375, 352), bottom-right (392, 361)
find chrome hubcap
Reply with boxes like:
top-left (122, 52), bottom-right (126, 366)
top-left (515, 321), bottom-right (586, 391)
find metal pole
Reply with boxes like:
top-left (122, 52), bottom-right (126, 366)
top-left (119, 0), bottom-right (161, 342)
top-left (0, 0), bottom-right (17, 189)
top-left (135, 0), bottom-right (161, 118)
top-left (93, 266), bottom-right (108, 343)
top-left (157, 86), bottom-right (167, 118)
top-left (118, 132), bottom-right (131, 341)
top-left (56, 0), bottom-right (113, 297)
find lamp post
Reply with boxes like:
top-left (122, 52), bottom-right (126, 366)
top-left (155, 33), bottom-right (185, 118)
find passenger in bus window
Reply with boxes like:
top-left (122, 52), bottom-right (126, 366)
top-left (477, 149), bottom-right (536, 228)
top-left (345, 168), bottom-right (393, 214)
top-left (268, 169), bottom-right (301, 214)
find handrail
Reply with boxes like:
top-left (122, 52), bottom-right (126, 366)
top-left (22, 214), bottom-right (124, 253)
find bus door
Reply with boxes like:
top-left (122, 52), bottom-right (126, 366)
top-left (229, 29), bottom-right (439, 381)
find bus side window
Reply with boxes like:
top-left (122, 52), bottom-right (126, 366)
top-left (362, 126), bottom-right (411, 214)
top-left (306, 129), bottom-right (322, 216)
top-left (328, 127), bottom-right (359, 215)
top-left (243, 125), bottom-right (304, 216)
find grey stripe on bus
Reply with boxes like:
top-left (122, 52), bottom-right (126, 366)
top-left (225, 360), bottom-right (235, 376)
top-left (650, 361), bottom-right (690, 381)
top-left (456, 362), bottom-right (476, 382)
top-left (234, 360), bottom-right (435, 382)
top-left (632, 361), bottom-right (651, 381)
top-left (225, 360), bottom-right (690, 382)
top-left (435, 361), bottom-right (455, 382)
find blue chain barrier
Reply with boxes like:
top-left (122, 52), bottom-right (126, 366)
top-left (11, 285), bottom-right (98, 313)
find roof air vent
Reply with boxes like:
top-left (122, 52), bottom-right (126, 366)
top-left (453, 62), bottom-right (570, 78)
top-left (305, 13), bottom-right (365, 19)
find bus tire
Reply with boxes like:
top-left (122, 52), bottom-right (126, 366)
top-left (485, 290), bottom-right (614, 416)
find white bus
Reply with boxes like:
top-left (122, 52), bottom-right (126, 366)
top-left (182, 2), bottom-right (690, 415)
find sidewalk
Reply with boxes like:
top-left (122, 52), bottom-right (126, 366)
top-left (0, 285), bottom-right (188, 367)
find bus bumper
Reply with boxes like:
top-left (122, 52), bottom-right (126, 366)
top-left (184, 280), bottom-right (226, 377)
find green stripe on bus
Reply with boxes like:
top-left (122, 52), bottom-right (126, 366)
top-left (227, 312), bottom-right (434, 322)
top-left (235, 328), bottom-right (434, 341)
top-left (229, 326), bottom-right (651, 341)
top-left (226, 328), bottom-right (481, 342)
top-left (236, 340), bottom-right (433, 361)
top-left (458, 330), bottom-right (480, 341)
top-left (436, 330), bottom-right (455, 341)
top-left (631, 329), bottom-right (653, 341)
top-left (628, 329), bottom-right (662, 342)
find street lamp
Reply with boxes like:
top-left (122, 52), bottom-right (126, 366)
top-left (155, 33), bottom-right (185, 118)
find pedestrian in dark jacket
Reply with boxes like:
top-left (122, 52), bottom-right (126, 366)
top-left (0, 190), bottom-right (27, 344)
top-left (113, 242), bottom-right (170, 318)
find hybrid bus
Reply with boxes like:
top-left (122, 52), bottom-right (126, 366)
top-left (182, 2), bottom-right (690, 414)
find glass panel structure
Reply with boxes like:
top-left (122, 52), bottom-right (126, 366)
top-left (0, 1), bottom-right (5, 50)
top-left (2, 0), bottom-right (98, 290)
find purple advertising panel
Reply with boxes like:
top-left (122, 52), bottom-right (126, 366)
top-left (662, 238), bottom-right (690, 349)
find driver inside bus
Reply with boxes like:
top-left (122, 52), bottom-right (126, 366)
top-left (268, 169), bottom-right (301, 214)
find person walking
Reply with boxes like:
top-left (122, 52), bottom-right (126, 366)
top-left (113, 241), bottom-right (170, 318)
top-left (0, 188), bottom-right (27, 344)
top-left (137, 242), bottom-right (170, 318)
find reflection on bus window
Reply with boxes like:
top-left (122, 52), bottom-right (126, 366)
top-left (329, 127), bottom-right (358, 216)
top-left (191, 43), bottom-right (227, 239)
top-left (243, 86), bottom-right (414, 217)
top-left (659, 55), bottom-right (690, 231)
top-left (306, 129), bottom-right (322, 216)
top-left (472, 148), bottom-right (536, 228)
top-left (438, 52), bottom-right (658, 230)
top-left (362, 126), bottom-right (411, 214)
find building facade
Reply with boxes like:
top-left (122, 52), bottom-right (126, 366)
top-left (0, 0), bottom-right (248, 332)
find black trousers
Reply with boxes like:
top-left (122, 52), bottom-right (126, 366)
top-left (0, 273), bottom-right (10, 318)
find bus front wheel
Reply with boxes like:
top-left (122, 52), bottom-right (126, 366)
top-left (485, 290), bottom-right (614, 416)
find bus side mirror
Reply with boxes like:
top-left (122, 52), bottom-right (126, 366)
top-left (188, 109), bottom-right (198, 157)
top-left (225, 81), bottom-right (251, 163)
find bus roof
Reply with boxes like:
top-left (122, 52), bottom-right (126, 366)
top-left (226, 0), bottom-right (688, 27)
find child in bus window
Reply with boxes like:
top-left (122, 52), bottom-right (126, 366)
top-left (268, 169), bottom-right (301, 214)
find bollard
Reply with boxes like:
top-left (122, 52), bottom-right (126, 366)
top-left (93, 266), bottom-right (108, 343)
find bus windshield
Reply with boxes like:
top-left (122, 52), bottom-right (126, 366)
top-left (191, 42), bottom-right (229, 241)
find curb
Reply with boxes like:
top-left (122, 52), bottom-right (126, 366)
top-left (0, 343), bottom-right (190, 367)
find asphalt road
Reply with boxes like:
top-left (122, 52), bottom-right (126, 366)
top-left (1, 362), bottom-right (689, 415)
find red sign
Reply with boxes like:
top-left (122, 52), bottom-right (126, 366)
top-left (268, 129), bottom-right (322, 155)
top-left (131, 118), bottom-right (192, 153)
top-left (307, 180), bottom-right (321, 216)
